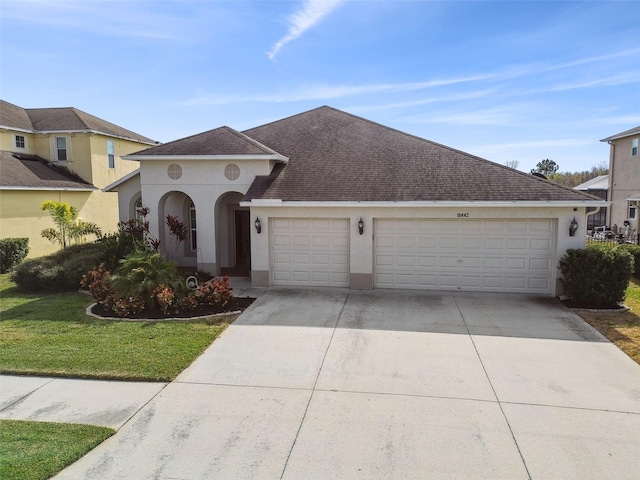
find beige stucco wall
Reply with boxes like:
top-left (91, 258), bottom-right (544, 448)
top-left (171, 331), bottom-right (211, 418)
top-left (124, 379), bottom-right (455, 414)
top-left (0, 189), bottom-right (120, 258)
top-left (608, 135), bottom-right (640, 231)
top-left (248, 204), bottom-right (588, 296)
top-left (114, 158), bottom-right (273, 273)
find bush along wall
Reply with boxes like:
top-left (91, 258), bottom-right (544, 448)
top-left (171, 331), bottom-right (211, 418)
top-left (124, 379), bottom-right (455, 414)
top-left (559, 245), bottom-right (633, 308)
top-left (0, 238), bottom-right (29, 273)
top-left (11, 243), bottom-right (105, 293)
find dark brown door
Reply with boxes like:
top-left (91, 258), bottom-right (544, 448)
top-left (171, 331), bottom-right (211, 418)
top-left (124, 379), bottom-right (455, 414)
top-left (234, 210), bottom-right (251, 268)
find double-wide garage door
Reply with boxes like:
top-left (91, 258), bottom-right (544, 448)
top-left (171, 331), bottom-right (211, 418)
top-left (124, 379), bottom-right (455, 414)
top-left (374, 218), bottom-right (555, 294)
top-left (271, 218), bottom-right (350, 287)
top-left (270, 217), bottom-right (555, 294)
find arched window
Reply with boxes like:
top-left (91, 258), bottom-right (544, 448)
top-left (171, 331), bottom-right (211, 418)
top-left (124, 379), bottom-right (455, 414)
top-left (134, 197), bottom-right (143, 222)
top-left (189, 200), bottom-right (197, 251)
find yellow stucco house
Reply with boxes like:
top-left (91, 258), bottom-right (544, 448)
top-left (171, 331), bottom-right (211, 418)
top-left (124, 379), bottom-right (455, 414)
top-left (0, 100), bottom-right (157, 257)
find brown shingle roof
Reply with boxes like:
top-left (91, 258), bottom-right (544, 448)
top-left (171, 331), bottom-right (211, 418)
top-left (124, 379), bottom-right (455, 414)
top-left (600, 126), bottom-right (640, 142)
top-left (0, 100), bottom-right (33, 131)
top-left (0, 100), bottom-right (156, 145)
top-left (243, 106), bottom-right (598, 202)
top-left (126, 126), bottom-right (282, 157)
top-left (0, 151), bottom-right (96, 190)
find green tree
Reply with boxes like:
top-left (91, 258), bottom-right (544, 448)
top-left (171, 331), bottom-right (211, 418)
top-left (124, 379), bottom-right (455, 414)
top-left (531, 159), bottom-right (559, 177)
top-left (41, 200), bottom-right (102, 251)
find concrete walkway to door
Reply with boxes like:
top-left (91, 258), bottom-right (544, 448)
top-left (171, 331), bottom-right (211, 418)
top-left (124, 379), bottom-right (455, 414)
top-left (53, 288), bottom-right (640, 479)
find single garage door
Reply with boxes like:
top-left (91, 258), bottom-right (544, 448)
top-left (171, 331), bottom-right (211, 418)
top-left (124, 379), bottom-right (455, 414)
top-left (271, 218), bottom-right (350, 287)
top-left (374, 218), bottom-right (555, 294)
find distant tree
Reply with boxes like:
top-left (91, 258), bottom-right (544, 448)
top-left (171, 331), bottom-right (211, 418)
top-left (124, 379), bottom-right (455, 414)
top-left (548, 162), bottom-right (609, 188)
top-left (531, 159), bottom-right (559, 177)
top-left (504, 159), bottom-right (520, 170)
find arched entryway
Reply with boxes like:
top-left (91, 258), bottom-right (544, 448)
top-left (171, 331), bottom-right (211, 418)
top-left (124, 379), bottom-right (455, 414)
top-left (215, 191), bottom-right (250, 276)
top-left (157, 190), bottom-right (197, 268)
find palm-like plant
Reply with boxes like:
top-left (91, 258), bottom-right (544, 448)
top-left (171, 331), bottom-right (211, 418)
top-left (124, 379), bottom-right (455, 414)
top-left (110, 251), bottom-right (184, 309)
top-left (41, 200), bottom-right (101, 250)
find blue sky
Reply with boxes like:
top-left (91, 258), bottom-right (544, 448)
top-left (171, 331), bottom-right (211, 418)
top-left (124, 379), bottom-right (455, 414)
top-left (1, 0), bottom-right (639, 173)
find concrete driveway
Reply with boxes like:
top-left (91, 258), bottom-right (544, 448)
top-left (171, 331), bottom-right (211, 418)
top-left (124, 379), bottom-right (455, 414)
top-left (56, 289), bottom-right (640, 479)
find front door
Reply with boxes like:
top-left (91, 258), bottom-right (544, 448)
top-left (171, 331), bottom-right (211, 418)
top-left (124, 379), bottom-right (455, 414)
top-left (234, 210), bottom-right (251, 270)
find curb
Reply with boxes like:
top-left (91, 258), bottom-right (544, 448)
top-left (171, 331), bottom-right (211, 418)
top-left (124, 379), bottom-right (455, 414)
top-left (85, 303), bottom-right (241, 322)
top-left (570, 304), bottom-right (630, 313)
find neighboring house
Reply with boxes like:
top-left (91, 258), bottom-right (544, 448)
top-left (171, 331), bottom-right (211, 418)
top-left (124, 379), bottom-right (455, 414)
top-left (107, 106), bottom-right (605, 296)
top-left (601, 126), bottom-right (640, 233)
top-left (0, 100), bottom-right (157, 257)
top-left (573, 175), bottom-right (608, 230)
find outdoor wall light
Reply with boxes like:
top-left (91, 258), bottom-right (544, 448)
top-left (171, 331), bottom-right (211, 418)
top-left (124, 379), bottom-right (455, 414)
top-left (254, 217), bottom-right (262, 234)
top-left (358, 217), bottom-right (364, 235)
top-left (569, 217), bottom-right (578, 237)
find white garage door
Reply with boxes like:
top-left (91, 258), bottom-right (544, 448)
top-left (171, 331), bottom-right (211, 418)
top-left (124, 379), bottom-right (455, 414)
top-left (271, 218), bottom-right (350, 287)
top-left (374, 218), bottom-right (555, 294)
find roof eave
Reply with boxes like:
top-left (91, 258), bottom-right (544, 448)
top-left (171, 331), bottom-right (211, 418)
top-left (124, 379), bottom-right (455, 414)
top-left (104, 169), bottom-right (140, 192)
top-left (122, 154), bottom-right (289, 163)
top-left (241, 200), bottom-right (610, 208)
top-left (0, 186), bottom-right (97, 192)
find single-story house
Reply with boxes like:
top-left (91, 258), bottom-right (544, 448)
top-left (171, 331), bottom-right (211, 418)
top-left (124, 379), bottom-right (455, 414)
top-left (573, 175), bottom-right (608, 230)
top-left (106, 106), bottom-right (606, 296)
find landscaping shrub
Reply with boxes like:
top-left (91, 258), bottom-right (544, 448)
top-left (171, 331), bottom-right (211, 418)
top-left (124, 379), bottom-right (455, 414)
top-left (0, 238), bottom-right (29, 273)
top-left (559, 245), bottom-right (633, 308)
top-left (109, 251), bottom-right (186, 310)
top-left (618, 244), bottom-right (640, 276)
top-left (83, 254), bottom-right (234, 318)
top-left (11, 243), bottom-right (104, 293)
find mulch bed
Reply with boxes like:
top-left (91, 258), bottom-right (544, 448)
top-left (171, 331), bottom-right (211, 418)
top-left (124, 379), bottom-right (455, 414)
top-left (90, 297), bottom-right (255, 320)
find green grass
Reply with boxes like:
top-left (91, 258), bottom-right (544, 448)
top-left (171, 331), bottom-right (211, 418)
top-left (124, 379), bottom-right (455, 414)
top-left (0, 274), bottom-right (231, 381)
top-left (0, 420), bottom-right (114, 480)
top-left (577, 277), bottom-right (640, 364)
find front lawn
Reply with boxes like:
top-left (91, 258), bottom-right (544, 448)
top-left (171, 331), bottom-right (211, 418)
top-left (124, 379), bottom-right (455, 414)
top-left (0, 420), bottom-right (114, 480)
top-left (575, 277), bottom-right (640, 364)
top-left (0, 274), bottom-right (231, 381)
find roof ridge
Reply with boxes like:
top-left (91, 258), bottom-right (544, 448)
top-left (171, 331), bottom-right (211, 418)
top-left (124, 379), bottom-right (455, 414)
top-left (69, 107), bottom-right (92, 130)
top-left (243, 105), bottom-right (331, 132)
top-left (222, 126), bottom-right (282, 156)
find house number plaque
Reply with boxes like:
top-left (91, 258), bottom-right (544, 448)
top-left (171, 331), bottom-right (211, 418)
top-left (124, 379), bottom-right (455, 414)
top-left (456, 213), bottom-right (470, 218)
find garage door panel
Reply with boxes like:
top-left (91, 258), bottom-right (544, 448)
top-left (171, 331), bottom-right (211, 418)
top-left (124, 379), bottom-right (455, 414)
top-left (529, 278), bottom-right (550, 290)
top-left (374, 218), bottom-right (555, 294)
top-left (530, 238), bottom-right (552, 251)
top-left (292, 254), bottom-right (310, 264)
top-left (271, 218), bottom-right (350, 287)
top-left (530, 258), bottom-right (551, 270)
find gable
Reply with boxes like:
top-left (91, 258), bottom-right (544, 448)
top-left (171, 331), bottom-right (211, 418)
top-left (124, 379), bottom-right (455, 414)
top-left (125, 126), bottom-right (285, 158)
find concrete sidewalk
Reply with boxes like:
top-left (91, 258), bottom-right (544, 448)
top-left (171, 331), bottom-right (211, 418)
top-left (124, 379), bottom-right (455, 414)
top-left (2, 288), bottom-right (640, 479)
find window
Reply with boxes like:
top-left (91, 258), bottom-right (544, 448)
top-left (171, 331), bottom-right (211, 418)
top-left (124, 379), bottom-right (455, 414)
top-left (189, 201), bottom-right (197, 251)
top-left (629, 203), bottom-right (637, 220)
top-left (107, 140), bottom-right (115, 168)
top-left (15, 135), bottom-right (25, 149)
top-left (134, 197), bottom-right (144, 222)
top-left (55, 137), bottom-right (68, 161)
top-left (632, 138), bottom-right (638, 156)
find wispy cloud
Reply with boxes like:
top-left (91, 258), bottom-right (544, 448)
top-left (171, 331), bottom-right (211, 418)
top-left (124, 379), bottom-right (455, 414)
top-left (268, 0), bottom-right (345, 60)
top-left (1, 0), bottom-right (192, 41)
top-left (182, 74), bottom-right (499, 106)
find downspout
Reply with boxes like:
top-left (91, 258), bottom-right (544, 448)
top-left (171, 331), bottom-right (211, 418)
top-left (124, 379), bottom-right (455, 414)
top-left (585, 207), bottom-right (602, 235)
top-left (607, 141), bottom-right (615, 225)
